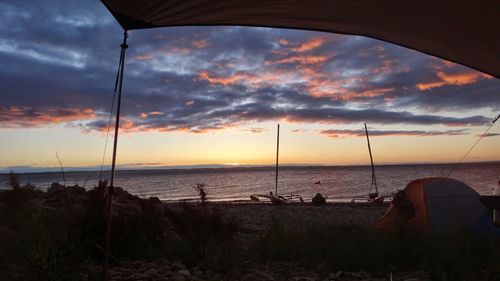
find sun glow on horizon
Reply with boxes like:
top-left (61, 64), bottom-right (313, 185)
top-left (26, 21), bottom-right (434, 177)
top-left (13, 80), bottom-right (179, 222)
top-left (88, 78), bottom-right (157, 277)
top-left (1, 120), bottom-right (499, 173)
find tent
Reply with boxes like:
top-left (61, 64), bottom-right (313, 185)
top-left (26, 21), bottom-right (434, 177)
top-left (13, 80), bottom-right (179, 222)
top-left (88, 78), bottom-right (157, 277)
top-left (375, 178), bottom-right (488, 233)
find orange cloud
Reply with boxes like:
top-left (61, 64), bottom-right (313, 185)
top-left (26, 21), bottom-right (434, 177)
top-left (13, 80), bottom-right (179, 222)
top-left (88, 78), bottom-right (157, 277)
top-left (308, 77), bottom-right (366, 100)
top-left (198, 70), bottom-right (288, 87)
top-left (198, 71), bottom-right (254, 86)
top-left (267, 55), bottom-right (329, 65)
top-left (120, 118), bottom-right (136, 131)
top-left (292, 37), bottom-right (326, 52)
top-left (241, 127), bottom-right (269, 134)
top-left (417, 70), bottom-right (492, 91)
top-left (192, 39), bottom-right (209, 48)
top-left (310, 85), bottom-right (394, 101)
top-left (148, 111), bottom-right (164, 116)
top-left (437, 71), bottom-right (491, 85)
top-left (159, 47), bottom-right (191, 55)
top-left (156, 123), bottom-right (237, 134)
top-left (372, 59), bottom-right (409, 75)
top-left (135, 54), bottom-right (154, 61)
top-left (271, 49), bottom-right (289, 55)
top-left (139, 111), bottom-right (164, 119)
top-left (416, 81), bottom-right (446, 91)
top-left (279, 38), bottom-right (289, 45)
top-left (0, 106), bottom-right (96, 128)
top-left (89, 115), bottom-right (241, 135)
top-left (357, 87), bottom-right (395, 99)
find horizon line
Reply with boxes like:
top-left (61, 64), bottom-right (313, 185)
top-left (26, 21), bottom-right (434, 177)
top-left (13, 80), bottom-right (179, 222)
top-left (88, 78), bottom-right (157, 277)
top-left (1, 160), bottom-right (499, 174)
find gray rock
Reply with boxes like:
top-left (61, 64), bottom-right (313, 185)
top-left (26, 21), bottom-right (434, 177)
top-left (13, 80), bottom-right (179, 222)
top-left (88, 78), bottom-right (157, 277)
top-left (161, 264), bottom-right (171, 272)
top-left (131, 261), bottom-right (143, 268)
top-left (241, 274), bottom-right (255, 281)
top-left (174, 274), bottom-right (185, 281)
top-left (144, 268), bottom-right (158, 278)
top-left (254, 270), bottom-right (275, 281)
top-left (241, 271), bottom-right (275, 281)
top-left (128, 273), bottom-right (146, 280)
top-left (351, 272), bottom-right (362, 279)
top-left (172, 261), bottom-right (185, 270)
top-left (177, 269), bottom-right (190, 277)
top-left (359, 271), bottom-right (370, 279)
top-left (289, 277), bottom-right (316, 281)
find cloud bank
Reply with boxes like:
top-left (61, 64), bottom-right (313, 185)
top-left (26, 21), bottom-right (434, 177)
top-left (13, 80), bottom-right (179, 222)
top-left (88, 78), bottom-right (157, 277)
top-left (0, 0), bottom-right (498, 137)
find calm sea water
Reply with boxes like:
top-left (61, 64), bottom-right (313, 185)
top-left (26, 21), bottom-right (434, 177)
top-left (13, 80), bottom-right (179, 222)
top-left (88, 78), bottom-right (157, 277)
top-left (1, 163), bottom-right (499, 202)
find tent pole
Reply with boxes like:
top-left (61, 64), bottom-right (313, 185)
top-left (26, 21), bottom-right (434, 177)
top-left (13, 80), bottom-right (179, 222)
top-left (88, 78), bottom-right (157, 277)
top-left (275, 124), bottom-right (280, 195)
top-left (104, 30), bottom-right (128, 277)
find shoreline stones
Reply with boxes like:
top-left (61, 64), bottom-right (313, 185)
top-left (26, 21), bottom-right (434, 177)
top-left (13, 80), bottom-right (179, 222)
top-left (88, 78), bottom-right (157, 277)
top-left (91, 260), bottom-right (430, 281)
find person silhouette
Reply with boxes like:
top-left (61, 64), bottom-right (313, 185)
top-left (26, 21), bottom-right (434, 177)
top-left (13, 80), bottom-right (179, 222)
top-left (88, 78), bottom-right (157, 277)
top-left (312, 193), bottom-right (326, 205)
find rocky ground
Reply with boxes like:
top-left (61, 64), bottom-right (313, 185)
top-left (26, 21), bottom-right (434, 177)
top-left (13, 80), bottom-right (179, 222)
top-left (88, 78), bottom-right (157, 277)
top-left (83, 259), bottom-right (433, 281)
top-left (38, 185), bottom-right (413, 281)
top-left (219, 202), bottom-right (387, 230)
top-left (2, 181), bottom-right (497, 281)
top-left (165, 201), bottom-right (388, 246)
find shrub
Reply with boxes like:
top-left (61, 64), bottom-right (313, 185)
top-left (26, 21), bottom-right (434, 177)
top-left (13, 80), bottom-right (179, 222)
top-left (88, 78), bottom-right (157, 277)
top-left (164, 187), bottom-right (239, 265)
top-left (0, 173), bottom-right (89, 281)
top-left (249, 219), bottom-right (500, 278)
top-left (1, 172), bottom-right (40, 214)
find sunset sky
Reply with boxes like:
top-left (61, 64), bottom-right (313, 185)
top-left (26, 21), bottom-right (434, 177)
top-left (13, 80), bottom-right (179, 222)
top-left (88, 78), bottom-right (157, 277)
top-left (1, 0), bottom-right (499, 172)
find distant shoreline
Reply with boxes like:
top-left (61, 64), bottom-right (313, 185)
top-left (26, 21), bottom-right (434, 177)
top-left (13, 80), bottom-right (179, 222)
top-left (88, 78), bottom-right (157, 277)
top-left (1, 160), bottom-right (499, 175)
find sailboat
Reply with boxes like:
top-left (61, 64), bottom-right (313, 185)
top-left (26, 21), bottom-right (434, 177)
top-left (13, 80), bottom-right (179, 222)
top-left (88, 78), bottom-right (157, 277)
top-left (364, 123), bottom-right (385, 203)
top-left (364, 123), bottom-right (379, 199)
top-left (250, 124), bottom-right (303, 203)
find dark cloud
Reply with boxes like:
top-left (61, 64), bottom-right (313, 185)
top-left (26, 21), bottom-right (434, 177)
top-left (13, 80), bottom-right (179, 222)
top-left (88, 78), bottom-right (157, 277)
top-left (241, 127), bottom-right (269, 134)
top-left (481, 133), bottom-right (500, 138)
top-left (320, 129), bottom-right (469, 138)
top-left (83, 100), bottom-right (489, 134)
top-left (291, 129), bottom-right (308, 133)
top-left (0, 0), bottom-right (499, 135)
top-left (0, 106), bottom-right (96, 128)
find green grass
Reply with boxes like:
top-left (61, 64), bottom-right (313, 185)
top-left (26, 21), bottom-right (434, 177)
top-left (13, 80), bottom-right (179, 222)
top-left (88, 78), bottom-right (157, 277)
top-left (0, 174), bottom-right (240, 279)
top-left (249, 218), bottom-right (500, 279)
top-left (1, 173), bottom-right (500, 280)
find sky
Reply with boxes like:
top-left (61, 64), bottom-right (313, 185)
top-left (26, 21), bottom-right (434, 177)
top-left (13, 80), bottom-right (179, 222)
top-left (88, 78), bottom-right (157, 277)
top-left (0, 0), bottom-right (499, 172)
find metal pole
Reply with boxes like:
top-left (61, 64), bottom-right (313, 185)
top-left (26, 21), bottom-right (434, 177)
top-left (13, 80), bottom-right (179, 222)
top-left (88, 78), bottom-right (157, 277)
top-left (364, 123), bottom-right (378, 195)
top-left (275, 124), bottom-right (280, 195)
top-left (104, 30), bottom-right (128, 277)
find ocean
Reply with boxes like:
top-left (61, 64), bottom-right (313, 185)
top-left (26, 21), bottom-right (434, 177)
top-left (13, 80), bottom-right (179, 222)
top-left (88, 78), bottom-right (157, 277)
top-left (1, 163), bottom-right (499, 202)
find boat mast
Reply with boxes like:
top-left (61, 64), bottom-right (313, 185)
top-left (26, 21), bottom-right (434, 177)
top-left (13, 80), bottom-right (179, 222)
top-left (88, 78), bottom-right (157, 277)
top-left (275, 124), bottom-right (280, 195)
top-left (364, 123), bottom-right (378, 195)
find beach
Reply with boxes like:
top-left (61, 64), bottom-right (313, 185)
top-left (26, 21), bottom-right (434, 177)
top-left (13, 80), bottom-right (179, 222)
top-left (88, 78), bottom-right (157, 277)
top-left (1, 179), bottom-right (499, 281)
top-left (200, 202), bottom-right (387, 238)
top-left (95, 201), bottom-right (403, 281)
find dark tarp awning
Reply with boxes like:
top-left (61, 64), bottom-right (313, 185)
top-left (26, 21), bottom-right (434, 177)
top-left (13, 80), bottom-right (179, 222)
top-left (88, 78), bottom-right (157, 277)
top-left (100, 0), bottom-right (500, 79)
